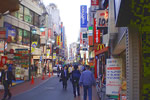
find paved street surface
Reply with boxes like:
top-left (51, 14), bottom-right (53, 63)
top-left (8, 76), bottom-right (99, 100)
top-left (0, 74), bottom-right (99, 100)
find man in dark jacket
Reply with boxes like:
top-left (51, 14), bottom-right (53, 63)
top-left (60, 66), bottom-right (69, 90)
top-left (0, 64), bottom-right (15, 100)
top-left (71, 65), bottom-right (81, 97)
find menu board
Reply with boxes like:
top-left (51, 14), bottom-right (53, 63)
top-left (106, 58), bottom-right (122, 95)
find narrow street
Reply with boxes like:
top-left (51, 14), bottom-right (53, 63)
top-left (10, 76), bottom-right (99, 100)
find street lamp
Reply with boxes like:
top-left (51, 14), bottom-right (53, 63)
top-left (29, 26), bottom-right (36, 81)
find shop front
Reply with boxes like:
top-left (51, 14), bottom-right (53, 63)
top-left (94, 44), bottom-right (109, 79)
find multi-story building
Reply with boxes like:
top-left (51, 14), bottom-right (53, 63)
top-left (0, 0), bottom-right (48, 80)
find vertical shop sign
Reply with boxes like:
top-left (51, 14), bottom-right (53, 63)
top-left (57, 36), bottom-right (61, 46)
top-left (80, 5), bottom-right (87, 28)
top-left (80, 32), bottom-right (82, 44)
top-left (48, 29), bottom-right (51, 38)
top-left (106, 59), bottom-right (122, 95)
top-left (94, 18), bottom-right (97, 43)
top-left (88, 27), bottom-right (93, 46)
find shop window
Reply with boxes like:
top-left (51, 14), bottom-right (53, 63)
top-left (23, 30), bottom-right (30, 45)
top-left (24, 7), bottom-right (34, 24)
top-left (34, 13), bottom-right (39, 27)
top-left (17, 28), bottom-right (23, 44)
top-left (4, 22), bottom-right (17, 43)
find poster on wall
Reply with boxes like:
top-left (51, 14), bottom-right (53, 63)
top-left (106, 58), bottom-right (122, 95)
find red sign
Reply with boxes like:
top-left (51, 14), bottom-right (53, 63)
top-left (48, 29), bottom-right (51, 38)
top-left (10, 49), bottom-right (14, 54)
top-left (88, 36), bottom-right (93, 46)
top-left (80, 32), bottom-right (82, 44)
top-left (94, 18), bottom-right (97, 43)
top-left (0, 31), bottom-right (6, 39)
top-left (41, 31), bottom-right (45, 36)
top-left (91, 0), bottom-right (99, 6)
top-left (1, 56), bottom-right (7, 66)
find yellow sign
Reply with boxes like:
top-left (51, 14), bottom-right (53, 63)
top-left (31, 42), bottom-right (37, 53)
top-left (97, 44), bottom-right (105, 51)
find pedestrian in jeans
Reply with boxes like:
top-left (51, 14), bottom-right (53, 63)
top-left (71, 65), bottom-right (81, 97)
top-left (0, 64), bottom-right (15, 100)
top-left (79, 65), bottom-right (96, 100)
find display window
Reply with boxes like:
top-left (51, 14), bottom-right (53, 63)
top-left (23, 30), bottom-right (30, 45)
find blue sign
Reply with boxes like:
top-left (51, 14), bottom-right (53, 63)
top-left (80, 5), bottom-right (87, 28)
top-left (40, 56), bottom-right (42, 61)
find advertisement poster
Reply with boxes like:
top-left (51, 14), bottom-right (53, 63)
top-left (31, 42), bottom-right (37, 53)
top-left (15, 66), bottom-right (21, 80)
top-left (0, 40), bottom-right (4, 53)
top-left (96, 10), bottom-right (108, 28)
top-left (80, 5), bottom-right (87, 28)
top-left (106, 58), bottom-right (122, 95)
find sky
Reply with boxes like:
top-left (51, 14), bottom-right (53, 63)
top-left (43, 0), bottom-right (90, 47)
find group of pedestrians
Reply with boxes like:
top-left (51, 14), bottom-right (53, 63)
top-left (59, 64), bottom-right (96, 100)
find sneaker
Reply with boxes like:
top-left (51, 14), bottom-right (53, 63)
top-left (8, 94), bottom-right (12, 100)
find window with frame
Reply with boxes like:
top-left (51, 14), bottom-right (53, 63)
top-left (34, 13), bottom-right (39, 27)
top-left (24, 7), bottom-right (34, 24)
top-left (18, 5), bottom-right (24, 20)
top-left (23, 30), bottom-right (30, 45)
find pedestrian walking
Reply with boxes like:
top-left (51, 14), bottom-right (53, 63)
top-left (79, 65), bottom-right (96, 100)
top-left (71, 65), bottom-right (81, 97)
top-left (0, 64), bottom-right (16, 100)
top-left (34, 64), bottom-right (38, 77)
top-left (57, 65), bottom-right (60, 77)
top-left (60, 66), bottom-right (69, 90)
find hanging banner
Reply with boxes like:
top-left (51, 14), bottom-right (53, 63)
top-left (80, 5), bottom-right (87, 28)
top-left (80, 32), bottom-right (82, 44)
top-left (106, 59), bottom-right (122, 95)
top-left (96, 10), bottom-right (108, 28)
top-left (31, 42), bottom-right (37, 53)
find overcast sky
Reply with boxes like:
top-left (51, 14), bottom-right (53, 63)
top-left (43, 0), bottom-right (90, 47)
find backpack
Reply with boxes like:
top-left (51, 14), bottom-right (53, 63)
top-left (72, 70), bottom-right (80, 79)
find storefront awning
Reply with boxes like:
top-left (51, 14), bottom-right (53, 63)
top-left (0, 0), bottom-right (19, 14)
top-left (95, 47), bottom-right (109, 55)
